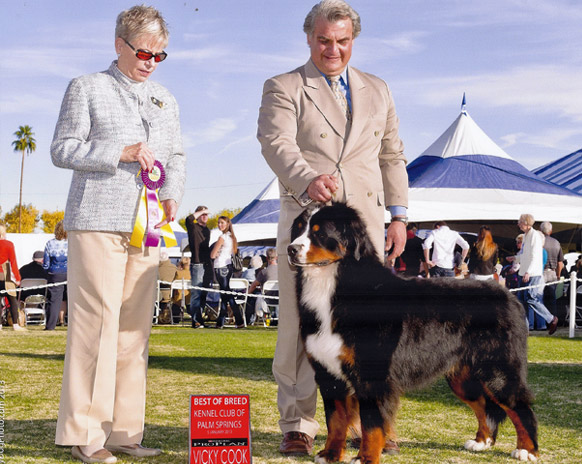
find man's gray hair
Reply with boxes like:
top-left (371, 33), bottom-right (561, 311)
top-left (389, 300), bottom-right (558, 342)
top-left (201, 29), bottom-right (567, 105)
top-left (304, 0), bottom-right (361, 38)
top-left (540, 221), bottom-right (553, 235)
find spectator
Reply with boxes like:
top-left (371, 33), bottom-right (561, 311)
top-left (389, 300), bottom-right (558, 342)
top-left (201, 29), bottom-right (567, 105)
top-left (399, 223), bottom-right (427, 277)
top-left (242, 254), bottom-right (264, 283)
top-left (468, 226), bottom-right (499, 281)
top-left (185, 206), bottom-right (212, 328)
top-left (247, 250), bottom-right (278, 324)
top-left (210, 216), bottom-right (245, 328)
top-left (0, 224), bottom-right (24, 331)
top-left (515, 214), bottom-right (558, 334)
top-left (19, 250), bottom-right (50, 302)
top-left (157, 248), bottom-right (177, 312)
top-left (43, 221), bottom-right (68, 330)
top-left (502, 234), bottom-right (524, 290)
top-left (423, 221), bottom-right (470, 278)
top-left (172, 257), bottom-right (191, 316)
top-left (540, 221), bottom-right (564, 317)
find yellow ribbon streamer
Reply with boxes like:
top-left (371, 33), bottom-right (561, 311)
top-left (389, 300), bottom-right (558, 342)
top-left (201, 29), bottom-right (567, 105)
top-left (130, 187), bottom-right (177, 248)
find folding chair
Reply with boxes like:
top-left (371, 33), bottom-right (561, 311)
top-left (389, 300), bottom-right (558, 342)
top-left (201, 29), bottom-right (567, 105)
top-left (230, 278), bottom-right (249, 326)
top-left (261, 280), bottom-right (279, 327)
top-left (19, 278), bottom-right (48, 326)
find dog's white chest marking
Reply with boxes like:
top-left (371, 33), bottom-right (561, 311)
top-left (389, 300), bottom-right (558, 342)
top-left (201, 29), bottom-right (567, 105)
top-left (301, 266), bottom-right (346, 381)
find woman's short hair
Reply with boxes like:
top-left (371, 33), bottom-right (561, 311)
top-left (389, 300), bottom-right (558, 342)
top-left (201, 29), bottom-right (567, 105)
top-left (518, 214), bottom-right (535, 227)
top-left (115, 5), bottom-right (169, 45)
top-left (303, 0), bottom-right (361, 38)
top-left (54, 220), bottom-right (67, 240)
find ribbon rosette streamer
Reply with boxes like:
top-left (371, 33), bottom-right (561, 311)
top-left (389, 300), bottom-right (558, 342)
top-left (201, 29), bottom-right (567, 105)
top-left (130, 160), bottom-right (177, 248)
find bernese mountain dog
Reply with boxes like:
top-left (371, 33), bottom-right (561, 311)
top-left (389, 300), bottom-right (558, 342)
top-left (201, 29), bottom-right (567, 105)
top-left (287, 203), bottom-right (538, 464)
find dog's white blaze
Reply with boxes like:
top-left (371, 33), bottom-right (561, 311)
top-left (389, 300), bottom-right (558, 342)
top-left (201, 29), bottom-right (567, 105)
top-left (301, 265), bottom-right (346, 381)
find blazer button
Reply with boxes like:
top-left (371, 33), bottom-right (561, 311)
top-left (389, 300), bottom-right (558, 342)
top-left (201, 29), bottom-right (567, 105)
top-left (367, 192), bottom-right (373, 197)
top-left (149, 122), bottom-right (154, 128)
top-left (374, 130), bottom-right (380, 137)
top-left (320, 133), bottom-right (327, 138)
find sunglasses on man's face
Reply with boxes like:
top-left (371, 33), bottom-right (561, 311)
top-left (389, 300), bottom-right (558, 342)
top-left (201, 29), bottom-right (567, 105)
top-left (123, 38), bottom-right (167, 63)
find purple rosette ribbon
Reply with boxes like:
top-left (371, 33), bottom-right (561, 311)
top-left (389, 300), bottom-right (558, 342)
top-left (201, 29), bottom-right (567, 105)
top-left (141, 160), bottom-right (166, 247)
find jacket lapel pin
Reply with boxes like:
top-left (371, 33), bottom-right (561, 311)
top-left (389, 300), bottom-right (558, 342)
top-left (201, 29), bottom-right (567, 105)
top-left (151, 96), bottom-right (165, 108)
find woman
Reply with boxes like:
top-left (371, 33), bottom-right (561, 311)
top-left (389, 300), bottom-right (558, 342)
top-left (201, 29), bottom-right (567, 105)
top-left (42, 221), bottom-right (68, 330)
top-left (468, 225), bottom-right (499, 281)
top-left (0, 224), bottom-right (24, 331)
top-left (51, 6), bottom-right (185, 463)
top-left (210, 216), bottom-right (245, 328)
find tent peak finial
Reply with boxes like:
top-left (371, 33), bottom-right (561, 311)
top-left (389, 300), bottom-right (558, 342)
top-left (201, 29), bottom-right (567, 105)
top-left (461, 92), bottom-right (467, 115)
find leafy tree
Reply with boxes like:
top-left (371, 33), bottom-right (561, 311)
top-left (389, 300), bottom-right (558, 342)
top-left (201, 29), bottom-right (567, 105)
top-left (11, 125), bottom-right (37, 232)
top-left (41, 210), bottom-right (65, 233)
top-left (3, 204), bottom-right (40, 233)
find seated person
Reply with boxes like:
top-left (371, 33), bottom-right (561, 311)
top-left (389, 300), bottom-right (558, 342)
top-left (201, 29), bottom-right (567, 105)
top-left (247, 248), bottom-right (278, 323)
top-left (19, 250), bottom-right (50, 301)
top-left (157, 249), bottom-right (177, 312)
top-left (171, 257), bottom-right (191, 321)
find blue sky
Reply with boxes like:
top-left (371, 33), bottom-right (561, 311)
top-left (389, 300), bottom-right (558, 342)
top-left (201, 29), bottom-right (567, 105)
top-left (1, 0), bottom-right (581, 221)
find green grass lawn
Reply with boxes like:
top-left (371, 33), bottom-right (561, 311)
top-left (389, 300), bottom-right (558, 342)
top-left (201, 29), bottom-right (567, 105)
top-left (1, 325), bottom-right (581, 463)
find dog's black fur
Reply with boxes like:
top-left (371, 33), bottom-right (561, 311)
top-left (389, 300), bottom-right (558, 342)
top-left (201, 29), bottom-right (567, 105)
top-left (288, 203), bottom-right (538, 464)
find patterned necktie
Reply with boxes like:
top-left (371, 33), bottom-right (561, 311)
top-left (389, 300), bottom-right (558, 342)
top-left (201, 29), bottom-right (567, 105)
top-left (328, 75), bottom-right (351, 120)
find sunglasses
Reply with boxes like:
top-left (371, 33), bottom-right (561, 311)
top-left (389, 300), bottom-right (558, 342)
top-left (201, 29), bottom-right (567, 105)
top-left (123, 38), bottom-right (167, 63)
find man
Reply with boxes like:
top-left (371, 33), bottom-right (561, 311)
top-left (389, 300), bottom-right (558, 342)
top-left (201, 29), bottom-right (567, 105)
top-left (516, 214), bottom-right (559, 334)
top-left (185, 206), bottom-right (212, 328)
top-left (257, 0), bottom-right (408, 455)
top-left (399, 223), bottom-right (428, 277)
top-left (19, 250), bottom-right (50, 301)
top-left (540, 221), bottom-right (564, 318)
top-left (157, 249), bottom-right (177, 319)
top-left (423, 221), bottom-right (470, 278)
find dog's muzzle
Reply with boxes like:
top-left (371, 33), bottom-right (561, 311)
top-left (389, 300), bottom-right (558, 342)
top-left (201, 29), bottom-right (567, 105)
top-left (287, 244), bottom-right (340, 267)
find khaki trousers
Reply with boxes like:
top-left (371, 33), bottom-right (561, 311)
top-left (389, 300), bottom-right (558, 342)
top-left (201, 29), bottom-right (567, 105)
top-left (55, 231), bottom-right (159, 446)
top-left (272, 253), bottom-right (320, 438)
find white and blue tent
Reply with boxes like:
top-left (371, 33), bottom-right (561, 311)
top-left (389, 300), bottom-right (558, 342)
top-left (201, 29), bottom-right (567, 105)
top-left (406, 106), bottom-right (582, 227)
top-left (532, 148), bottom-right (582, 195)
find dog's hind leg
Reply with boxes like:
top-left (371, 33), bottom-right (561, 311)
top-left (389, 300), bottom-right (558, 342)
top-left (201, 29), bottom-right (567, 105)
top-left (483, 385), bottom-right (539, 462)
top-left (446, 366), bottom-right (499, 452)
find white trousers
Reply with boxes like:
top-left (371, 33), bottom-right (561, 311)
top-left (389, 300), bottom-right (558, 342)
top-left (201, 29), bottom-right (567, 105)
top-left (55, 231), bottom-right (159, 446)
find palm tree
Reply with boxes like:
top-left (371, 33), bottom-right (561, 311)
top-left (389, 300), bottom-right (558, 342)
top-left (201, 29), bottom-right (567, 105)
top-left (12, 125), bottom-right (36, 233)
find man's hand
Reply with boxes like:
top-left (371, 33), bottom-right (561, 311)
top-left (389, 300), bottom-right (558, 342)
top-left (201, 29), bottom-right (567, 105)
top-left (306, 174), bottom-right (339, 202)
top-left (120, 142), bottom-right (155, 172)
top-left (385, 221), bottom-right (406, 261)
top-left (523, 272), bottom-right (530, 283)
top-left (155, 199), bottom-right (178, 229)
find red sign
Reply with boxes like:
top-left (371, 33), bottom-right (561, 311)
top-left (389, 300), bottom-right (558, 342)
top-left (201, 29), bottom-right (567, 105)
top-left (189, 395), bottom-right (252, 464)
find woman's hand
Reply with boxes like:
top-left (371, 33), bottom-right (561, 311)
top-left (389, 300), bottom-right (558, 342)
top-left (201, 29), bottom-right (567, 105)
top-left (120, 142), bottom-right (155, 172)
top-left (155, 199), bottom-right (177, 229)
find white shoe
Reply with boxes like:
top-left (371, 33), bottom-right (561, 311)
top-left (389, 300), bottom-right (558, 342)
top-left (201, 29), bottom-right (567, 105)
top-left (106, 444), bottom-right (162, 457)
top-left (12, 324), bottom-right (27, 331)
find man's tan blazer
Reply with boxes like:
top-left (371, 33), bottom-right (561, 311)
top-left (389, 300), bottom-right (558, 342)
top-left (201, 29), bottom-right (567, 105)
top-left (258, 59), bottom-right (408, 256)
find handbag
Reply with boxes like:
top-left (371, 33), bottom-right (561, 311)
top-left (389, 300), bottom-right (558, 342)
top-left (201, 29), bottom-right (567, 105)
top-left (231, 251), bottom-right (243, 272)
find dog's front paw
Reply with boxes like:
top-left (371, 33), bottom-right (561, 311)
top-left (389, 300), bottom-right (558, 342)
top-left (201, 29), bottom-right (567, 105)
top-left (511, 449), bottom-right (538, 462)
top-left (315, 449), bottom-right (343, 464)
top-left (349, 458), bottom-right (361, 464)
top-left (464, 437), bottom-right (493, 451)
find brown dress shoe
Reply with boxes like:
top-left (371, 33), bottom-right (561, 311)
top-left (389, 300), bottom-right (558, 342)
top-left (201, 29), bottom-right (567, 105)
top-left (548, 316), bottom-right (559, 335)
top-left (279, 431), bottom-right (314, 456)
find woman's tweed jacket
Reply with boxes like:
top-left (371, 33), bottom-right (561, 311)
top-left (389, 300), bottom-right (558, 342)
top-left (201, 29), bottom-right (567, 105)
top-left (51, 61), bottom-right (186, 233)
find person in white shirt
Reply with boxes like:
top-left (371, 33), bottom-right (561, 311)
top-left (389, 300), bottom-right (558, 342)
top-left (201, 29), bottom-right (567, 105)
top-left (210, 216), bottom-right (245, 328)
top-left (423, 221), bottom-right (470, 277)
top-left (515, 214), bottom-right (558, 334)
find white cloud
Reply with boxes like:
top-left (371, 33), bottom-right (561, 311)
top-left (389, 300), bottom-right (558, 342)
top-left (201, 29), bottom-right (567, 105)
top-left (183, 118), bottom-right (238, 148)
top-left (400, 64), bottom-right (582, 122)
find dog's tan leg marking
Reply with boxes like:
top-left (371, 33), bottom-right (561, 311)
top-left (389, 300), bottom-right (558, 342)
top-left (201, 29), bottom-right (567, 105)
top-left (447, 365), bottom-right (494, 450)
top-left (317, 399), bottom-right (349, 463)
top-left (355, 427), bottom-right (385, 464)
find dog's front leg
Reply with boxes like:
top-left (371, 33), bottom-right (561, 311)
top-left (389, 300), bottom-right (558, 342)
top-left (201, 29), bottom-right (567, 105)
top-left (350, 397), bottom-right (388, 464)
top-left (314, 369), bottom-right (352, 463)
